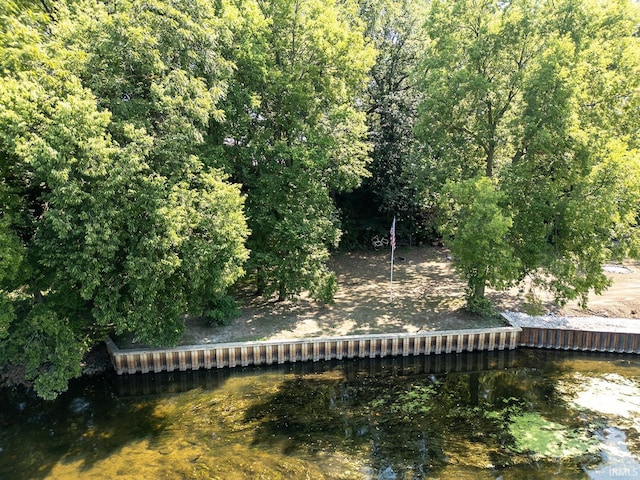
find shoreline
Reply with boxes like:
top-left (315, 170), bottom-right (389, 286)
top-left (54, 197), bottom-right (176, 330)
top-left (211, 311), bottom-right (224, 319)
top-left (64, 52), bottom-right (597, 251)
top-left (106, 312), bottom-right (640, 376)
top-left (4, 311), bottom-right (640, 391)
top-left (3, 247), bottom-right (639, 390)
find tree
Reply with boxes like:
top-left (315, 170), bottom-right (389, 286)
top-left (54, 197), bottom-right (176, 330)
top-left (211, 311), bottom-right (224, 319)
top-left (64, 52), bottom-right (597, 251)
top-left (215, 0), bottom-right (375, 301)
top-left (440, 177), bottom-right (520, 314)
top-left (416, 0), bottom-right (640, 311)
top-left (344, 0), bottom-right (431, 244)
top-left (0, 1), bottom-right (249, 399)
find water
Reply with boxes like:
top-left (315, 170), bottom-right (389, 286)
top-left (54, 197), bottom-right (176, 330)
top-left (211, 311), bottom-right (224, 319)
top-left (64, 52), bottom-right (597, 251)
top-left (1, 349), bottom-right (640, 479)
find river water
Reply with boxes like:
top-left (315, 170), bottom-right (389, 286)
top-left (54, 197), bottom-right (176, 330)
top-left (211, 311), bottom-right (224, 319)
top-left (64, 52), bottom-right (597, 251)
top-left (1, 349), bottom-right (640, 479)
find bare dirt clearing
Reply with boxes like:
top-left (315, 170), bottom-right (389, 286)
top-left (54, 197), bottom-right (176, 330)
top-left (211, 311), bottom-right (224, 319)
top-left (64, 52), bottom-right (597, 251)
top-left (180, 247), bottom-right (640, 345)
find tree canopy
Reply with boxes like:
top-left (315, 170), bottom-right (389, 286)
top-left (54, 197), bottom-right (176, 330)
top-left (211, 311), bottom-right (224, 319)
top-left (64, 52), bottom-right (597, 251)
top-left (338, 0), bottom-right (430, 245)
top-left (1, 0), bottom-right (639, 398)
top-left (0, 0), bottom-right (249, 398)
top-left (215, 0), bottom-right (375, 301)
top-left (415, 0), bottom-right (640, 312)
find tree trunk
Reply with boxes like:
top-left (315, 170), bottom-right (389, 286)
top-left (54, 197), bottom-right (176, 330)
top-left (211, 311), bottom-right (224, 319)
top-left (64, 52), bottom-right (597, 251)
top-left (34, 290), bottom-right (45, 304)
top-left (473, 279), bottom-right (486, 300)
top-left (256, 266), bottom-right (266, 296)
top-left (485, 142), bottom-right (495, 178)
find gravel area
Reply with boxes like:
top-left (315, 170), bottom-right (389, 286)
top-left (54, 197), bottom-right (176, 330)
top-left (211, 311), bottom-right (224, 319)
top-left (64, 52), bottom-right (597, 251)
top-left (503, 311), bottom-right (640, 333)
top-left (602, 264), bottom-right (635, 274)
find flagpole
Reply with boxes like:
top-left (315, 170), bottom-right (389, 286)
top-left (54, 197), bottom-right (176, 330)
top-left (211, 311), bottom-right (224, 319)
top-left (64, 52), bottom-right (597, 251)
top-left (390, 216), bottom-right (396, 303)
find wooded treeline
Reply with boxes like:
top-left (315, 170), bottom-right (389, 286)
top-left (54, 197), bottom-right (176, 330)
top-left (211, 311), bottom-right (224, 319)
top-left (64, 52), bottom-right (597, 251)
top-left (1, 0), bottom-right (639, 398)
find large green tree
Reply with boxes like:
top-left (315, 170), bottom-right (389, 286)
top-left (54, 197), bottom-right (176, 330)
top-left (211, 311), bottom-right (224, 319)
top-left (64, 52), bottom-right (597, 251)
top-left (0, 1), bottom-right (249, 398)
top-left (416, 0), bottom-right (640, 312)
top-left (214, 0), bottom-right (375, 301)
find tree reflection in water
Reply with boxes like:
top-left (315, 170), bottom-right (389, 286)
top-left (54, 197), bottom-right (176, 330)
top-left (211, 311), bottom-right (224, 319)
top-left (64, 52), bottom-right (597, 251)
top-left (1, 350), bottom-right (640, 479)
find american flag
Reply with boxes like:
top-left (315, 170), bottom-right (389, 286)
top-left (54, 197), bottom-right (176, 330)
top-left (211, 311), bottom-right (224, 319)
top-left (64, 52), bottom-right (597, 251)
top-left (390, 217), bottom-right (396, 252)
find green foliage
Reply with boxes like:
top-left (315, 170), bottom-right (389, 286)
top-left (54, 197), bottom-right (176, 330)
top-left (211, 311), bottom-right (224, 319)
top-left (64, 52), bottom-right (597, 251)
top-left (243, 165), bottom-right (342, 302)
top-left (0, 0), bottom-right (373, 397)
top-left (0, 0), bottom-right (249, 398)
top-left (309, 270), bottom-right (338, 305)
top-left (206, 295), bottom-right (240, 327)
top-left (522, 291), bottom-right (545, 317)
top-left (0, 215), bottom-right (24, 291)
top-left (441, 177), bottom-right (520, 312)
top-left (2, 0), bottom-right (638, 398)
top-left (0, 296), bottom-right (14, 341)
top-left (339, 0), bottom-right (431, 242)
top-left (417, 0), bottom-right (640, 310)
top-left (2, 304), bottom-right (85, 400)
top-left (218, 0), bottom-right (375, 301)
top-left (465, 294), bottom-right (497, 318)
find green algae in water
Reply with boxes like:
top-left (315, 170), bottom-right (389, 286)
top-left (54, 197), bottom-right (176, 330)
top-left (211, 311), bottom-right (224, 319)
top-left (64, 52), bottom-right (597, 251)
top-left (509, 412), bottom-right (599, 461)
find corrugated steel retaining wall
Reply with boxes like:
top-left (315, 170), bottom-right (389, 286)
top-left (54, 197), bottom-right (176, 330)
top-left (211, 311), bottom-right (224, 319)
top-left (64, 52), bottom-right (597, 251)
top-left (518, 327), bottom-right (640, 353)
top-left (106, 326), bottom-right (521, 375)
top-left (114, 350), bottom-right (519, 396)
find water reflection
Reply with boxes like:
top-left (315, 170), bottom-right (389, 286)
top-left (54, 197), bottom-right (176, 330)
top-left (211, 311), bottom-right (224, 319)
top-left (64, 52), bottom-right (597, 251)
top-left (0, 349), bottom-right (639, 479)
top-left (586, 428), bottom-right (640, 480)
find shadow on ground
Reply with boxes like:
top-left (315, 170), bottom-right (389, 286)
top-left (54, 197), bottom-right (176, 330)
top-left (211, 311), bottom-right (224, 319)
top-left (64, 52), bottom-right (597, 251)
top-left (179, 247), bottom-right (640, 346)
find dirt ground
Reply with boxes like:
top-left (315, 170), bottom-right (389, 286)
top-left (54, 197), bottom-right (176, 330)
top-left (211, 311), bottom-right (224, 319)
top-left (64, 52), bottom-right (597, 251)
top-left (180, 246), bottom-right (640, 345)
